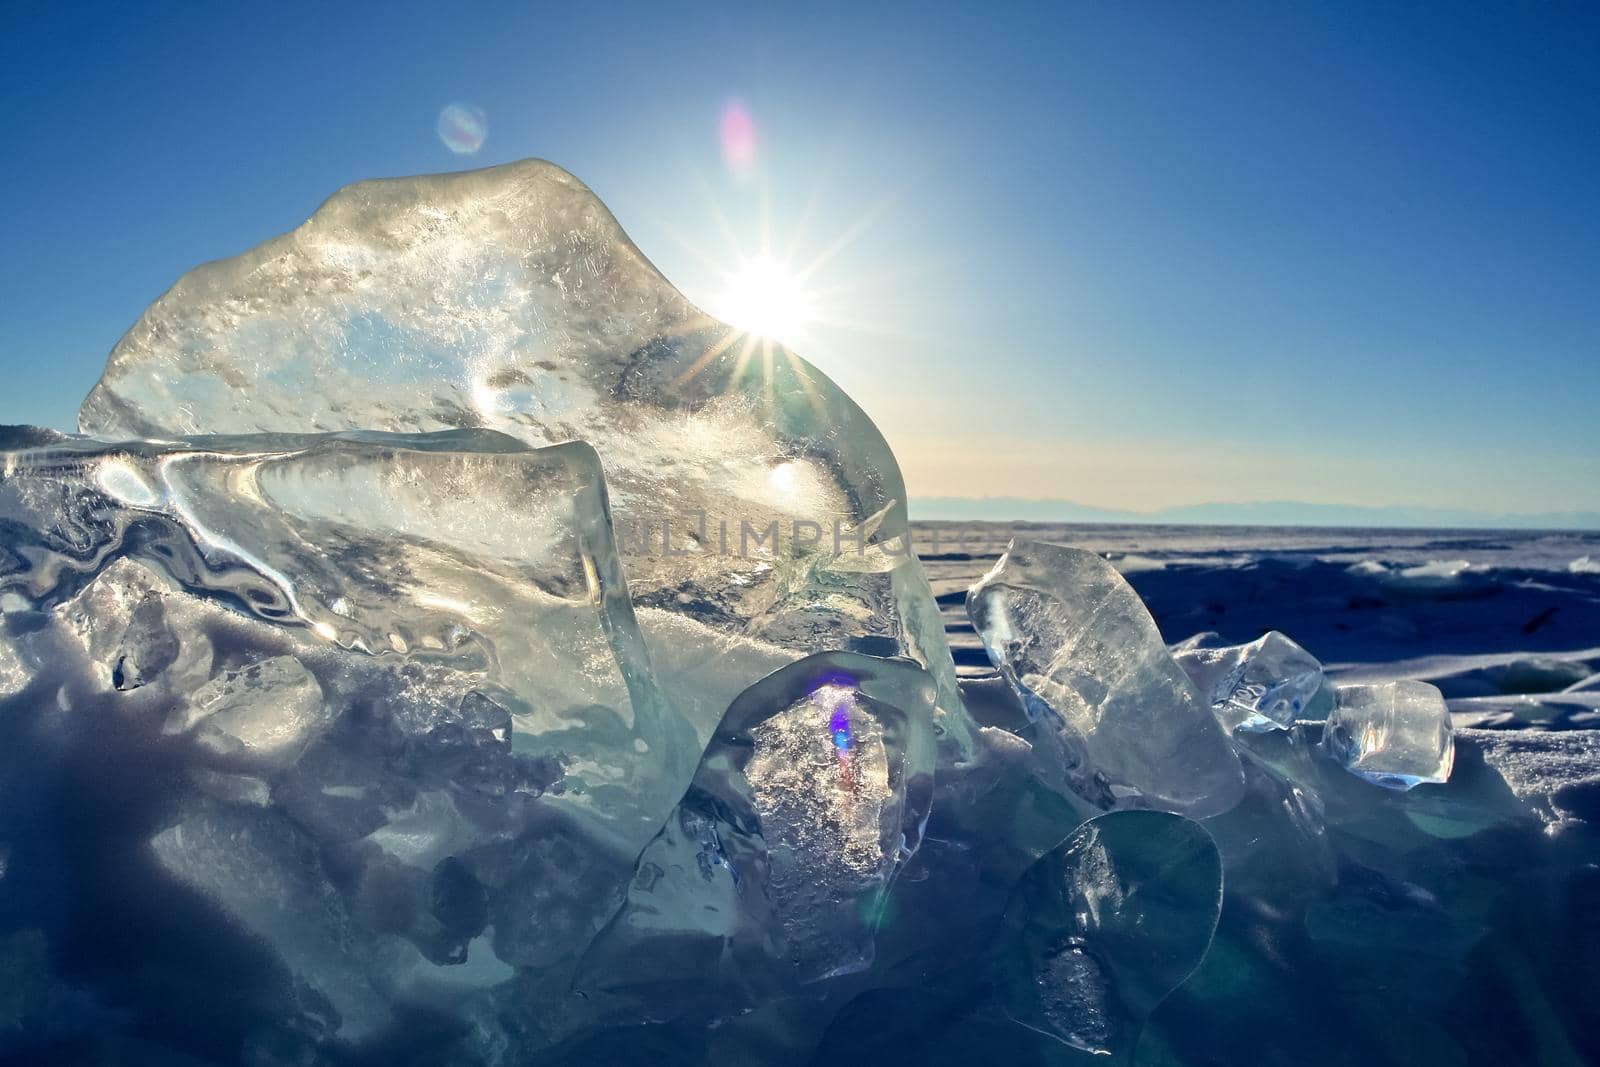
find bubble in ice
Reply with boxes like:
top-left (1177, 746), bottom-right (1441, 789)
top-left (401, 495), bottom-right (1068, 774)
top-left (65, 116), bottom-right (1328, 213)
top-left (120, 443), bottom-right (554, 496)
top-left (437, 103), bottom-right (487, 154)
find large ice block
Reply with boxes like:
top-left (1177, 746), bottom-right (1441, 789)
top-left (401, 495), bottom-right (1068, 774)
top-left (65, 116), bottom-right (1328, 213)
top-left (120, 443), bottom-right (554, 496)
top-left (967, 540), bottom-right (1244, 818)
top-left (0, 427), bottom-right (698, 1038)
top-left (1173, 630), bottom-right (1326, 732)
top-left (1323, 681), bottom-right (1455, 790)
top-left (76, 158), bottom-right (962, 747)
top-left (2, 429), bottom-right (693, 829)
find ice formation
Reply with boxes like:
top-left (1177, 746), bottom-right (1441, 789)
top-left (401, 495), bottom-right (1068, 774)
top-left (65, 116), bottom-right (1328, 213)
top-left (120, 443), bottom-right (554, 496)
top-left (1172, 629), bottom-right (1327, 732)
top-left (574, 652), bottom-right (934, 1025)
top-left (0, 428), bottom-right (701, 1038)
top-left (966, 541), bottom-right (1245, 818)
top-left (0, 158), bottom-right (1591, 1066)
top-left (76, 159), bottom-right (961, 755)
top-left (995, 811), bottom-right (1222, 1053)
top-left (1324, 680), bottom-right (1455, 789)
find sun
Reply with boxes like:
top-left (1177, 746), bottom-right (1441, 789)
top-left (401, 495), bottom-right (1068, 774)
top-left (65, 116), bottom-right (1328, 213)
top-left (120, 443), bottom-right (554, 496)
top-left (710, 255), bottom-right (815, 347)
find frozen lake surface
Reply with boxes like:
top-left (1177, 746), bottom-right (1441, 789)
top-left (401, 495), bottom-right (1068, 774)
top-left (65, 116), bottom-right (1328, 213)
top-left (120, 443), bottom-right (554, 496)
top-left (916, 522), bottom-right (1600, 730)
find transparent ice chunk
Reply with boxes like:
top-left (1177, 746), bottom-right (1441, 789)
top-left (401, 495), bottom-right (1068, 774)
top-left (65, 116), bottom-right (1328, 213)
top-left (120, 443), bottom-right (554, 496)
top-left (76, 158), bottom-right (962, 746)
top-left (0, 429), bottom-right (692, 844)
top-left (109, 594), bottom-right (179, 690)
top-left (575, 652), bottom-right (936, 1023)
top-left (1173, 630), bottom-right (1325, 732)
top-left (995, 810), bottom-right (1222, 1055)
top-left (967, 540), bottom-right (1244, 818)
top-left (1323, 681), bottom-right (1455, 790)
top-left (0, 427), bottom-right (698, 1002)
top-left (168, 655), bottom-right (330, 771)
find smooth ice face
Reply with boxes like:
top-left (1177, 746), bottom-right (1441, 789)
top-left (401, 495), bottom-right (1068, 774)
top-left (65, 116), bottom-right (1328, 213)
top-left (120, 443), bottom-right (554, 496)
top-left (77, 158), bottom-right (961, 746)
top-left (995, 811), bottom-right (1222, 1055)
top-left (1173, 630), bottom-right (1325, 732)
top-left (575, 652), bottom-right (936, 1025)
top-left (1323, 681), bottom-right (1455, 790)
top-left (967, 541), bottom-right (1244, 818)
top-left (0, 427), bottom-right (700, 1032)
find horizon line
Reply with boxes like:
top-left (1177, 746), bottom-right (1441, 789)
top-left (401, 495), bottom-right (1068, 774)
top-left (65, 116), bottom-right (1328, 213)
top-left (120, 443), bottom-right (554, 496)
top-left (908, 495), bottom-right (1600, 532)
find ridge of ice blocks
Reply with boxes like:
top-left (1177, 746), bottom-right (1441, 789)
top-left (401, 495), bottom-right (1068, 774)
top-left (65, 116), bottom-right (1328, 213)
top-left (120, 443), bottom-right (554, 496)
top-left (967, 540), bottom-right (1245, 818)
top-left (5, 157), bottom-right (1595, 1065)
top-left (1323, 680), bottom-right (1455, 789)
top-left (1173, 630), bottom-right (1325, 732)
top-left (0, 426), bottom-right (701, 1036)
top-left (76, 158), bottom-right (962, 749)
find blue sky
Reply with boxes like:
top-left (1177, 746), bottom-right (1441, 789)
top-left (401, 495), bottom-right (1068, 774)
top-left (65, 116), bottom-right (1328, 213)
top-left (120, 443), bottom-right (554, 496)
top-left (3, 2), bottom-right (1597, 518)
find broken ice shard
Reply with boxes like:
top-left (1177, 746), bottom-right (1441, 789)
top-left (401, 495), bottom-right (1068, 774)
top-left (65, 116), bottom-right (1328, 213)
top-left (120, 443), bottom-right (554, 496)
top-left (0, 427), bottom-right (700, 1028)
top-left (967, 540), bottom-right (1244, 818)
top-left (1173, 630), bottom-right (1326, 732)
top-left (575, 652), bottom-right (936, 1023)
top-left (1323, 680), bottom-right (1455, 790)
top-left (995, 810), bottom-right (1222, 1055)
top-left (76, 158), bottom-right (963, 748)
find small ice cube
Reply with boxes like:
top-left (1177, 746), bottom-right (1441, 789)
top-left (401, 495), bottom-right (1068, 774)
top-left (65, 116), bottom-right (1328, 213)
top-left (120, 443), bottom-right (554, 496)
top-left (1323, 681), bottom-right (1454, 790)
top-left (1174, 631), bottom-right (1324, 733)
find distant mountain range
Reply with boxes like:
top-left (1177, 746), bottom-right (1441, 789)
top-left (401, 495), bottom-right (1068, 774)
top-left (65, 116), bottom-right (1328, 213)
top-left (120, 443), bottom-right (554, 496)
top-left (910, 496), bottom-right (1600, 531)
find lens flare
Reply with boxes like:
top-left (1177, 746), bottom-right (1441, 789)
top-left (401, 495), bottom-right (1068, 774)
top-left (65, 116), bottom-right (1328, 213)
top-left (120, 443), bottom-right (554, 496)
top-left (719, 100), bottom-right (757, 172)
top-left (438, 104), bottom-right (487, 155)
top-left (809, 674), bottom-right (861, 789)
top-left (829, 706), bottom-right (854, 753)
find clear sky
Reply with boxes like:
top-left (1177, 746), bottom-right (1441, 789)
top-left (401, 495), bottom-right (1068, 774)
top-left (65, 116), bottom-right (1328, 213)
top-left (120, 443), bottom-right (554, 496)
top-left (3, 2), bottom-right (1597, 518)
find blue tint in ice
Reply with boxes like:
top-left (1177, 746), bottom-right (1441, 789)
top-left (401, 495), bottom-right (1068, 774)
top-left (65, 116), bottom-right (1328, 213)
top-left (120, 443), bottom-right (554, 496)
top-left (995, 810), bottom-right (1222, 1055)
